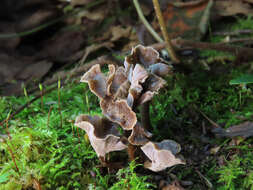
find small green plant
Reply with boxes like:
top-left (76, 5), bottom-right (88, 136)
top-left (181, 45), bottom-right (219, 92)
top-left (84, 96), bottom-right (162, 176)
top-left (109, 161), bottom-right (155, 190)
top-left (216, 156), bottom-right (246, 190)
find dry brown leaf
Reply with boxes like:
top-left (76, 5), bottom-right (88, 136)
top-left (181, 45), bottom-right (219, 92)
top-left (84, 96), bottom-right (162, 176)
top-left (212, 121), bottom-right (253, 138)
top-left (80, 42), bottom-right (114, 63)
top-left (17, 9), bottom-right (58, 31)
top-left (78, 10), bottom-right (105, 21)
top-left (162, 180), bottom-right (185, 190)
top-left (71, 0), bottom-right (93, 6)
top-left (110, 26), bottom-right (132, 42)
top-left (160, 0), bottom-right (213, 39)
top-left (214, 0), bottom-right (253, 17)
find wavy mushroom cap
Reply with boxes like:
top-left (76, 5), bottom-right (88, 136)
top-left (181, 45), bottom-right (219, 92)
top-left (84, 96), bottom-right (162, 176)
top-left (125, 45), bottom-right (161, 68)
top-left (75, 114), bottom-right (127, 158)
top-left (128, 123), bottom-right (152, 146)
top-left (100, 97), bottom-right (137, 130)
top-left (80, 64), bottom-right (107, 99)
top-left (141, 140), bottom-right (184, 172)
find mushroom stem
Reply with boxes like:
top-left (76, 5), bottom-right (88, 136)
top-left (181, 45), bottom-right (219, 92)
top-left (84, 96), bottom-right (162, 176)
top-left (140, 101), bottom-right (151, 131)
top-left (127, 144), bottom-right (137, 161)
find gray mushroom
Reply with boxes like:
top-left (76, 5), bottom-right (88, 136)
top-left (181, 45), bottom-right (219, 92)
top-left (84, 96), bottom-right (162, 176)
top-left (141, 140), bottom-right (184, 172)
top-left (75, 114), bottom-right (127, 158)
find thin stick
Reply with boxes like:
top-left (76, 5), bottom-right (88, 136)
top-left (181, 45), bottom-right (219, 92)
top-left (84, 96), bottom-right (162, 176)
top-left (151, 39), bottom-right (253, 61)
top-left (32, 178), bottom-right (42, 190)
top-left (173, 38), bottom-right (253, 61)
top-left (214, 29), bottom-right (253, 36)
top-left (198, 109), bottom-right (220, 128)
top-left (133, 0), bottom-right (163, 43)
top-left (152, 0), bottom-right (180, 63)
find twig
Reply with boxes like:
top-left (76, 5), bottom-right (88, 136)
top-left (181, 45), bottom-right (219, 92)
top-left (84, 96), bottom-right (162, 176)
top-left (173, 38), bottom-right (253, 61)
top-left (214, 29), bottom-right (253, 36)
top-left (220, 38), bottom-right (253, 45)
top-left (32, 178), bottom-right (42, 190)
top-left (195, 169), bottom-right (213, 189)
top-left (198, 109), bottom-right (220, 128)
top-left (152, 0), bottom-right (180, 63)
top-left (133, 0), bottom-right (163, 43)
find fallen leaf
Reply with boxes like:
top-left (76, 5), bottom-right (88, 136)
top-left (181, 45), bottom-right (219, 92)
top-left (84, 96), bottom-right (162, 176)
top-left (213, 0), bottom-right (253, 18)
top-left (79, 42), bottom-right (114, 63)
top-left (162, 180), bottom-right (185, 190)
top-left (110, 26), bottom-right (131, 42)
top-left (212, 121), bottom-right (253, 138)
top-left (71, 0), bottom-right (93, 6)
top-left (160, 0), bottom-right (213, 40)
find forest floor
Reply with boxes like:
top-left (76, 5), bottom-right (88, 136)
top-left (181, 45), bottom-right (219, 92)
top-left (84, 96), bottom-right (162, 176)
top-left (1, 1), bottom-right (253, 190)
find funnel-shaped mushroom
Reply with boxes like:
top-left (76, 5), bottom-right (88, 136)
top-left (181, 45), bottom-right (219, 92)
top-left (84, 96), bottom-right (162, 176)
top-left (107, 65), bottom-right (128, 96)
top-left (128, 122), bottom-right (152, 145)
top-left (80, 64), bottom-right (137, 130)
top-left (75, 114), bottom-right (127, 158)
top-left (125, 45), bottom-right (162, 68)
top-left (124, 45), bottom-right (171, 105)
top-left (127, 64), bottom-right (149, 107)
top-left (100, 97), bottom-right (137, 130)
top-left (124, 45), bottom-right (171, 75)
top-left (80, 64), bottom-right (107, 99)
top-left (141, 140), bottom-right (184, 172)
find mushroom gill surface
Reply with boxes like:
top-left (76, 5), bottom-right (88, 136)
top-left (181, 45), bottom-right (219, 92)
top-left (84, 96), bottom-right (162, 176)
top-left (141, 140), bottom-right (183, 172)
top-left (75, 114), bottom-right (127, 158)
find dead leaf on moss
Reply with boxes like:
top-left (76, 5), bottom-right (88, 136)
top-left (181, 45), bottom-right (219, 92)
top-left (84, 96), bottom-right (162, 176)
top-left (212, 121), bottom-right (253, 138)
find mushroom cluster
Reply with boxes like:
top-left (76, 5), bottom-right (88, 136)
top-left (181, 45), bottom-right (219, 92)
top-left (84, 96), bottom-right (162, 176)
top-left (75, 45), bottom-right (184, 172)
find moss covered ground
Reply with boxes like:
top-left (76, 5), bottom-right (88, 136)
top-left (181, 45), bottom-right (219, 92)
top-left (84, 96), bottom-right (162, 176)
top-left (1, 17), bottom-right (253, 190)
